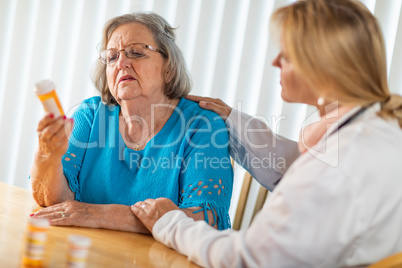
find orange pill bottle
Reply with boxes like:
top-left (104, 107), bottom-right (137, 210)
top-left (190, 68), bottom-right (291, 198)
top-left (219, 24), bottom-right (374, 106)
top-left (67, 235), bottom-right (92, 268)
top-left (34, 79), bottom-right (64, 117)
top-left (22, 218), bottom-right (50, 267)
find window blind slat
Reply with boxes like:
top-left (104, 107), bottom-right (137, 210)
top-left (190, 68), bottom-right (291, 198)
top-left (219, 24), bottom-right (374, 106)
top-left (0, 0), bottom-right (40, 186)
top-left (210, 0), bottom-right (251, 102)
top-left (374, 0), bottom-right (402, 77)
top-left (0, 0), bottom-right (401, 189)
top-left (11, 0), bottom-right (64, 189)
top-left (152, 0), bottom-right (178, 26)
top-left (104, 0), bottom-right (129, 27)
top-left (190, 0), bottom-right (226, 96)
top-left (130, 0), bottom-right (154, 12)
top-left (233, 0), bottom-right (273, 115)
top-left (389, 4), bottom-right (402, 94)
top-left (174, 0), bottom-right (202, 70)
top-left (61, 0), bottom-right (85, 111)
top-left (0, 0), bottom-right (17, 117)
top-left (360, 0), bottom-right (376, 13)
top-left (68, 0), bottom-right (107, 110)
top-left (256, 0), bottom-right (293, 119)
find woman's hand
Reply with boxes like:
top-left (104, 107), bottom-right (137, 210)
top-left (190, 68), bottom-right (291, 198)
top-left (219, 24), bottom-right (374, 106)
top-left (32, 200), bottom-right (104, 228)
top-left (30, 114), bottom-right (75, 207)
top-left (131, 198), bottom-right (180, 232)
top-left (36, 114), bottom-right (74, 159)
top-left (185, 95), bottom-right (232, 120)
top-left (32, 201), bottom-right (151, 234)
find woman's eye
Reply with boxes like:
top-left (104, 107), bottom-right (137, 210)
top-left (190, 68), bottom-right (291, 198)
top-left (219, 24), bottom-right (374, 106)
top-left (108, 55), bottom-right (118, 63)
top-left (127, 50), bottom-right (145, 58)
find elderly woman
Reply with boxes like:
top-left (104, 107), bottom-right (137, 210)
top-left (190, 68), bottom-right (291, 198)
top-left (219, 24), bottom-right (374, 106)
top-left (30, 12), bottom-right (233, 232)
top-left (131, 0), bottom-right (402, 267)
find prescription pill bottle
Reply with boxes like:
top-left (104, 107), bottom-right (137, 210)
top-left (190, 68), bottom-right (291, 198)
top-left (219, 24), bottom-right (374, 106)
top-left (22, 218), bottom-right (50, 267)
top-left (67, 235), bottom-right (92, 268)
top-left (34, 79), bottom-right (64, 117)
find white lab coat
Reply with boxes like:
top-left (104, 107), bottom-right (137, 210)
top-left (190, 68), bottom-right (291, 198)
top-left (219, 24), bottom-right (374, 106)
top-left (152, 103), bottom-right (402, 268)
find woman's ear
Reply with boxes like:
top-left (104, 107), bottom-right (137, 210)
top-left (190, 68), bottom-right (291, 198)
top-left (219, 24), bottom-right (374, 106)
top-left (165, 68), bottom-right (174, 84)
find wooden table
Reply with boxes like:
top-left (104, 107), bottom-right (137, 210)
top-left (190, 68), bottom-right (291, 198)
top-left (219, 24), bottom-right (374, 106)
top-left (0, 182), bottom-right (199, 267)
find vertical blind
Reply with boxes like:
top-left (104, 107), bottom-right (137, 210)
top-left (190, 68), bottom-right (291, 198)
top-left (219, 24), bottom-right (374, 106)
top-left (0, 0), bottom-right (401, 223)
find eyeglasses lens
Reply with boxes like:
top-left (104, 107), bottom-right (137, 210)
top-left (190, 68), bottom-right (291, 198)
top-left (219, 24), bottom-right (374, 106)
top-left (101, 50), bottom-right (118, 65)
top-left (100, 44), bottom-right (146, 65)
top-left (125, 44), bottom-right (146, 59)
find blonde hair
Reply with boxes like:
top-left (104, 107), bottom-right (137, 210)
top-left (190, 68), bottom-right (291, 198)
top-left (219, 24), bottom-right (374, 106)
top-left (91, 12), bottom-right (191, 105)
top-left (271, 0), bottom-right (402, 128)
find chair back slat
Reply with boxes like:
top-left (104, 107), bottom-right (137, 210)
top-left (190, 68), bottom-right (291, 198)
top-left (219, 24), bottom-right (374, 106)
top-left (232, 172), bottom-right (253, 230)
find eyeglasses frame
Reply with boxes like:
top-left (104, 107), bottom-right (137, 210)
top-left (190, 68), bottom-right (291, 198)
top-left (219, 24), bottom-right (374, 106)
top-left (99, 43), bottom-right (166, 65)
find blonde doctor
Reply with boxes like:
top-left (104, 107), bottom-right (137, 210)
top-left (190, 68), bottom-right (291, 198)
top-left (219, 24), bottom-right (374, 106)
top-left (131, 0), bottom-right (402, 267)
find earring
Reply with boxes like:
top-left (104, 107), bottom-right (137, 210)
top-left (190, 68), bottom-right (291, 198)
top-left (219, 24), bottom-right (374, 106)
top-left (317, 97), bottom-right (325, 106)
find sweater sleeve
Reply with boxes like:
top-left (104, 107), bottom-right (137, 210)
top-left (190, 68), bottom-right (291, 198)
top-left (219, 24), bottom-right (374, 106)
top-left (178, 114), bottom-right (234, 230)
top-left (62, 97), bottom-right (100, 201)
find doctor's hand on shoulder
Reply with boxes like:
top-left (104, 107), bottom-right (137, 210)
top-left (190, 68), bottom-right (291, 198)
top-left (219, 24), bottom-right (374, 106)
top-left (186, 95), bottom-right (232, 120)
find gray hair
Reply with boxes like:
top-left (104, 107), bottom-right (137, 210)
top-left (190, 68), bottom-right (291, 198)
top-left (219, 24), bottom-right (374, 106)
top-left (91, 12), bottom-right (192, 105)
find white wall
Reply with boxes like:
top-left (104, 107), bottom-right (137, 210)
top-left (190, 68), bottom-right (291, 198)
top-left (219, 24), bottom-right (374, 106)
top-left (0, 0), bottom-right (401, 223)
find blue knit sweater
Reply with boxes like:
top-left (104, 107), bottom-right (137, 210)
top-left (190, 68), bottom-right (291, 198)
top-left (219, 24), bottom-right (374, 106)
top-left (62, 97), bottom-right (233, 230)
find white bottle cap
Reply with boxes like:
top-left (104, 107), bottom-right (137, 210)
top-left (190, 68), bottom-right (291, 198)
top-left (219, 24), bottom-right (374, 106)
top-left (29, 217), bottom-right (50, 228)
top-left (34, 79), bottom-right (56, 95)
top-left (68, 235), bottom-right (92, 248)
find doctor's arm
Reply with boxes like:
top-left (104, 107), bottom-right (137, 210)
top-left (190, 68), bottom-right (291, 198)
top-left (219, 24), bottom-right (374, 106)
top-left (185, 95), bottom-right (300, 191)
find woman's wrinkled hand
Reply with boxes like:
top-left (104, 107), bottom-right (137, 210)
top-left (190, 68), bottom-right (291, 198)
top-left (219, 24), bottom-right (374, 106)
top-left (36, 114), bottom-right (74, 159)
top-left (185, 95), bottom-right (232, 120)
top-left (31, 200), bottom-right (103, 228)
top-left (131, 198), bottom-right (179, 233)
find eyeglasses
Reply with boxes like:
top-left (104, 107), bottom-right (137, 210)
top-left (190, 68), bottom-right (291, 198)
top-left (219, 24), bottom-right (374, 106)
top-left (99, 43), bottom-right (165, 65)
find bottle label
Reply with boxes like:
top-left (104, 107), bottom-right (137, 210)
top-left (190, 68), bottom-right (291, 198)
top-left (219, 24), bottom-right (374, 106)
top-left (38, 89), bottom-right (64, 116)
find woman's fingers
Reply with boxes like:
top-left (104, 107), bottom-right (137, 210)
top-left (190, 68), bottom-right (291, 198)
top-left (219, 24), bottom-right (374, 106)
top-left (185, 95), bottom-right (201, 102)
top-left (37, 113), bottom-right (56, 132)
top-left (186, 95), bottom-right (225, 105)
top-left (65, 118), bottom-right (74, 139)
top-left (31, 203), bottom-right (69, 224)
top-left (36, 115), bottom-right (73, 158)
top-left (38, 116), bottom-right (66, 141)
top-left (31, 201), bottom-right (99, 228)
top-left (33, 204), bottom-right (63, 216)
top-left (137, 200), bottom-right (155, 214)
top-left (131, 203), bottom-right (153, 232)
top-left (186, 95), bottom-right (216, 103)
top-left (35, 210), bottom-right (74, 226)
top-left (50, 119), bottom-right (73, 144)
top-left (131, 200), bottom-right (158, 232)
top-left (131, 198), bottom-right (180, 233)
top-left (186, 95), bottom-right (232, 120)
top-left (199, 100), bottom-right (231, 120)
top-left (48, 217), bottom-right (74, 226)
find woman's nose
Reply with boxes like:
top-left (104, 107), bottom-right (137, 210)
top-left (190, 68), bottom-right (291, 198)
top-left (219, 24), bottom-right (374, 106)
top-left (116, 51), bottom-right (131, 69)
top-left (272, 54), bottom-right (280, 68)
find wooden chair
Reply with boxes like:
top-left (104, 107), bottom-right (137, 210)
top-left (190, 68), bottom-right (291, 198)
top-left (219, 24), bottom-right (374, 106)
top-left (251, 184), bottom-right (269, 221)
top-left (367, 252), bottom-right (402, 268)
top-left (232, 172), bottom-right (269, 230)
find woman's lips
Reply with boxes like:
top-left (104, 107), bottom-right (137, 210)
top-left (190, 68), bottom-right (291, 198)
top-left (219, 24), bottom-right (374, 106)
top-left (119, 75), bottom-right (136, 83)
